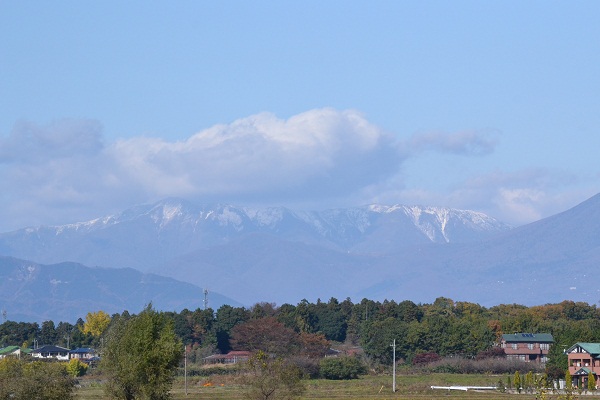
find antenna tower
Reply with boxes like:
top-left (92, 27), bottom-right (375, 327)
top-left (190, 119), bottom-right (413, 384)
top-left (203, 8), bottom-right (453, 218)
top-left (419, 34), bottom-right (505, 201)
top-left (203, 288), bottom-right (209, 310)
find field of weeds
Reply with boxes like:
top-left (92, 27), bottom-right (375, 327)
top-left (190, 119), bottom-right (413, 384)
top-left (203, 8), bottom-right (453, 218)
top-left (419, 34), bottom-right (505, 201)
top-left (73, 372), bottom-right (600, 399)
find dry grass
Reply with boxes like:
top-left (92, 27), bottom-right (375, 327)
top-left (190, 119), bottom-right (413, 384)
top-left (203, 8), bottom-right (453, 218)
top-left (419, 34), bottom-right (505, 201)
top-left (74, 371), bottom-right (600, 399)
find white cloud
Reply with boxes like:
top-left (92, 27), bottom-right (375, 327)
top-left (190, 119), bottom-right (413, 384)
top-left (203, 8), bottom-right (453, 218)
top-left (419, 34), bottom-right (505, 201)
top-left (0, 109), bottom-right (404, 230)
top-left (106, 108), bottom-right (402, 202)
top-left (407, 129), bottom-right (498, 156)
top-left (397, 168), bottom-right (598, 225)
top-left (1, 109), bottom-right (595, 231)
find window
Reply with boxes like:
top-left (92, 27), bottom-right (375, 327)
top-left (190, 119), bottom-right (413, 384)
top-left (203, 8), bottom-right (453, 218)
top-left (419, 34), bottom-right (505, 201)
top-left (528, 343), bottom-right (534, 350)
top-left (540, 343), bottom-right (550, 350)
top-left (512, 343), bottom-right (518, 349)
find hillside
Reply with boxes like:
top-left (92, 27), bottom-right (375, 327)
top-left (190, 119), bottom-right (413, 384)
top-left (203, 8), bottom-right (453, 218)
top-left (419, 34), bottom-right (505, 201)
top-left (0, 199), bottom-right (510, 305)
top-left (0, 194), bottom-right (599, 312)
top-left (0, 256), bottom-right (240, 322)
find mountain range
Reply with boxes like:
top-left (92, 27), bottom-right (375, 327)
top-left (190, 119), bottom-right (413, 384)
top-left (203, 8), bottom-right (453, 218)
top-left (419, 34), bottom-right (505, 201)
top-left (1, 194), bottom-right (599, 322)
top-left (0, 256), bottom-right (240, 322)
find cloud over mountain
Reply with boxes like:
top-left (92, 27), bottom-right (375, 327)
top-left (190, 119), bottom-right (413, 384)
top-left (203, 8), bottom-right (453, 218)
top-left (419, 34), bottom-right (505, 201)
top-left (109, 108), bottom-right (402, 200)
top-left (0, 108), bottom-right (588, 231)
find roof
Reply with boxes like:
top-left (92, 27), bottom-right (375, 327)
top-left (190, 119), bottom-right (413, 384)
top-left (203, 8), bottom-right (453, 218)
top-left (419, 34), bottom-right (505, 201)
top-left (573, 367), bottom-right (593, 376)
top-left (567, 343), bottom-right (600, 355)
top-left (32, 345), bottom-right (70, 353)
top-left (0, 346), bottom-right (20, 355)
top-left (70, 347), bottom-right (95, 354)
top-left (501, 333), bottom-right (554, 343)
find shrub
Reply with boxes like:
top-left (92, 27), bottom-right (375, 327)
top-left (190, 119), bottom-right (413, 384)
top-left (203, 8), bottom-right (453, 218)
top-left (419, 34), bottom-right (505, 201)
top-left (65, 358), bottom-right (88, 377)
top-left (319, 356), bottom-right (367, 380)
top-left (0, 358), bottom-right (75, 400)
top-left (290, 356), bottom-right (321, 379)
top-left (416, 356), bottom-right (545, 375)
top-left (475, 347), bottom-right (505, 360)
top-left (239, 351), bottom-right (305, 400)
top-left (411, 352), bottom-right (441, 366)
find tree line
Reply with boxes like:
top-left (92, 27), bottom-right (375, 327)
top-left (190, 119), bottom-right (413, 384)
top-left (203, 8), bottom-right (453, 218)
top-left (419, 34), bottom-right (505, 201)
top-left (2, 297), bottom-right (600, 373)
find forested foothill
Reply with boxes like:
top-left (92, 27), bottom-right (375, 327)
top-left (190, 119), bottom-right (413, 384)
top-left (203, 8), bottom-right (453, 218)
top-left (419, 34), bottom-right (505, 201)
top-left (2, 297), bottom-right (599, 378)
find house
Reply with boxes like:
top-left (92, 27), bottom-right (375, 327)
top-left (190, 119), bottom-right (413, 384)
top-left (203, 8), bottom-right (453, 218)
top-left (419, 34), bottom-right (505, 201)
top-left (500, 333), bottom-right (554, 363)
top-left (0, 345), bottom-right (21, 359)
top-left (69, 347), bottom-right (97, 360)
top-left (566, 342), bottom-right (600, 388)
top-left (30, 345), bottom-right (70, 360)
top-left (203, 350), bottom-right (252, 365)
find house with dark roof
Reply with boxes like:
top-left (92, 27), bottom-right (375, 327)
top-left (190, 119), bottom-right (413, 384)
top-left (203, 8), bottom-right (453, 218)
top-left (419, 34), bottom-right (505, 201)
top-left (500, 333), bottom-right (554, 363)
top-left (567, 342), bottom-right (600, 388)
top-left (69, 347), bottom-right (97, 360)
top-left (31, 345), bottom-right (70, 361)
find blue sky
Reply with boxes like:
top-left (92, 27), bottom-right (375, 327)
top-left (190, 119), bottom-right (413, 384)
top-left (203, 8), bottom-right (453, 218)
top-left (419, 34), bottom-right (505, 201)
top-left (1, 1), bottom-right (599, 231)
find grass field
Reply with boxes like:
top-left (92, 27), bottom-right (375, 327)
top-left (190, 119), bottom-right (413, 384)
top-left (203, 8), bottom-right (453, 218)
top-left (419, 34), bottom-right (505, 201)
top-left (73, 372), bottom-right (600, 399)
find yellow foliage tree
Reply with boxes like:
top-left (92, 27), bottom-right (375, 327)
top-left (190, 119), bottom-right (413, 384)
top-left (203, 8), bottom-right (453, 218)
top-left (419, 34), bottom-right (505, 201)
top-left (82, 311), bottom-right (111, 337)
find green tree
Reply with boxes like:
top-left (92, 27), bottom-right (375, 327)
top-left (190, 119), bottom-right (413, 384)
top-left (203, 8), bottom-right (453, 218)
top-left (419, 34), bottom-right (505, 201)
top-left (0, 358), bottom-right (75, 399)
top-left (514, 370), bottom-right (522, 393)
top-left (361, 317), bottom-right (409, 364)
top-left (0, 320), bottom-right (38, 347)
top-left (101, 305), bottom-right (182, 400)
top-left (566, 369), bottom-right (572, 389)
top-left (55, 321), bottom-right (75, 349)
top-left (39, 320), bottom-right (57, 345)
top-left (311, 298), bottom-right (347, 342)
top-left (525, 371), bottom-right (534, 393)
top-left (214, 304), bottom-right (249, 353)
top-left (588, 372), bottom-right (596, 391)
top-left (240, 351), bottom-right (305, 400)
top-left (319, 356), bottom-right (366, 380)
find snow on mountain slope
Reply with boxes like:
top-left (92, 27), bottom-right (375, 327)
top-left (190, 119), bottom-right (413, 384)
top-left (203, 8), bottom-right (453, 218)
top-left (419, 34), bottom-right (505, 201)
top-left (2, 194), bottom-right (599, 313)
top-left (0, 199), bottom-right (510, 269)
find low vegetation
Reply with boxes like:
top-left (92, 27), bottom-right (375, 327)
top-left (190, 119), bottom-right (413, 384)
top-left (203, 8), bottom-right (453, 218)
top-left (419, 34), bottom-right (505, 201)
top-left (3, 297), bottom-right (600, 398)
top-left (0, 358), bottom-right (75, 399)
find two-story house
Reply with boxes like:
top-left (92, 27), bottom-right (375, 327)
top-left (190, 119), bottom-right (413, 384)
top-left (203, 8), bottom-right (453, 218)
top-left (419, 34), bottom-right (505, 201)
top-left (566, 342), bottom-right (600, 388)
top-left (500, 333), bottom-right (554, 363)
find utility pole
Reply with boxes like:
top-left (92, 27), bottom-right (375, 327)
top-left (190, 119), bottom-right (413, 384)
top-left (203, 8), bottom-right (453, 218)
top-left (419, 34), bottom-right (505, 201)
top-left (391, 339), bottom-right (396, 392)
top-left (184, 344), bottom-right (188, 396)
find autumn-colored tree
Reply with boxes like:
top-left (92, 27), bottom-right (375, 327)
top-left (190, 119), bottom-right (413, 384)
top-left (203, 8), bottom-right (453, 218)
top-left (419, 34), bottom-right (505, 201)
top-left (65, 358), bottom-right (88, 377)
top-left (82, 311), bottom-right (111, 337)
top-left (298, 332), bottom-right (330, 358)
top-left (230, 317), bottom-right (299, 356)
top-left (487, 319), bottom-right (503, 343)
